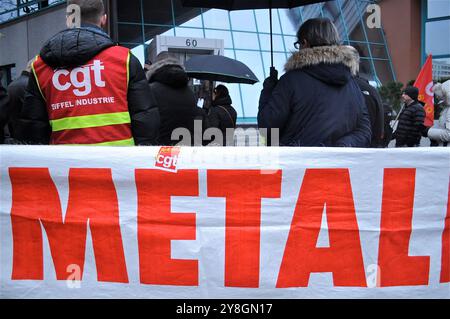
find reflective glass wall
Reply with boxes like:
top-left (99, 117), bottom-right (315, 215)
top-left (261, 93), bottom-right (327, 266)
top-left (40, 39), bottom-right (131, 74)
top-left (116, 0), bottom-right (395, 123)
top-left (424, 0), bottom-right (450, 80)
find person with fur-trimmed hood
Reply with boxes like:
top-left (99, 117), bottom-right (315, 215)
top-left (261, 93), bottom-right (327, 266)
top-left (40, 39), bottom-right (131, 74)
top-left (258, 18), bottom-right (371, 147)
top-left (147, 52), bottom-right (206, 146)
top-left (424, 80), bottom-right (450, 146)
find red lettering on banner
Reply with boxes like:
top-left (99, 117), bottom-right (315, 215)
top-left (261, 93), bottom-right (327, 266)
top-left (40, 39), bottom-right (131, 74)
top-left (9, 168), bottom-right (128, 282)
top-left (207, 170), bottom-right (282, 288)
top-left (440, 179), bottom-right (450, 283)
top-left (136, 169), bottom-right (198, 286)
top-left (277, 169), bottom-right (366, 288)
top-left (378, 169), bottom-right (430, 286)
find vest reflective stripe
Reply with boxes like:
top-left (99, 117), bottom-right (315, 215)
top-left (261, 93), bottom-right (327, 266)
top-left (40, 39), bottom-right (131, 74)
top-left (50, 112), bottom-right (131, 132)
top-left (75, 137), bottom-right (134, 146)
top-left (31, 55), bottom-right (46, 102)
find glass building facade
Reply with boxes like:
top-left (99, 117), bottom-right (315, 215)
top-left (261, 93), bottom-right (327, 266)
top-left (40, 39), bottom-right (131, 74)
top-left (116, 0), bottom-right (395, 123)
top-left (423, 0), bottom-right (450, 80)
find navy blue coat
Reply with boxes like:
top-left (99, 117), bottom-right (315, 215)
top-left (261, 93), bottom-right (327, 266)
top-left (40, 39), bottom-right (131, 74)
top-left (258, 46), bottom-right (371, 147)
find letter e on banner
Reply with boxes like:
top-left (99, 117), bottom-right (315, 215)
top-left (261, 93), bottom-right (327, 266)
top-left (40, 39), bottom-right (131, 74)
top-left (136, 169), bottom-right (198, 286)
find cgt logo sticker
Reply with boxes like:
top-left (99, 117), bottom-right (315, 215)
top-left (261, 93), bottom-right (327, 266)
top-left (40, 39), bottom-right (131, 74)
top-left (155, 147), bottom-right (180, 172)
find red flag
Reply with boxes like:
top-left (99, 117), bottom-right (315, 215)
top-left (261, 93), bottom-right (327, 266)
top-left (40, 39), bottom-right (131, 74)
top-left (414, 55), bottom-right (434, 127)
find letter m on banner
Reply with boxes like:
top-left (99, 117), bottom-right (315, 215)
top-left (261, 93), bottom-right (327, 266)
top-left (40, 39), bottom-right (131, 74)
top-left (8, 168), bottom-right (128, 282)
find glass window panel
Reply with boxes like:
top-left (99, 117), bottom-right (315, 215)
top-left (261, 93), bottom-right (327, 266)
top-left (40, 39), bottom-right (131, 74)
top-left (174, 27), bottom-right (204, 38)
top-left (300, 3), bottom-right (323, 21)
top-left (349, 41), bottom-right (370, 58)
top-left (433, 58), bottom-right (450, 81)
top-left (254, 9), bottom-right (281, 34)
top-left (230, 10), bottom-right (256, 32)
top-left (426, 20), bottom-right (450, 56)
top-left (232, 32), bottom-right (259, 50)
top-left (359, 59), bottom-right (375, 80)
top-left (202, 9), bottom-right (230, 30)
top-left (118, 24), bottom-right (143, 44)
top-left (224, 49), bottom-right (235, 59)
top-left (258, 34), bottom-right (286, 53)
top-left (172, 0), bottom-right (203, 27)
top-left (261, 52), bottom-right (289, 78)
top-left (428, 0), bottom-right (450, 19)
top-left (234, 50), bottom-right (265, 84)
top-left (130, 45), bottom-right (146, 66)
top-left (144, 26), bottom-right (174, 42)
top-left (117, 0), bottom-right (141, 23)
top-left (205, 29), bottom-right (233, 49)
top-left (374, 60), bottom-right (394, 84)
top-left (284, 35), bottom-right (298, 52)
top-left (278, 9), bottom-right (300, 36)
top-left (370, 44), bottom-right (388, 59)
top-left (341, 0), bottom-right (366, 41)
top-left (142, 0), bottom-right (173, 25)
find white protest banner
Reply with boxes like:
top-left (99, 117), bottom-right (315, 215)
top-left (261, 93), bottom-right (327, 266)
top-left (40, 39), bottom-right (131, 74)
top-left (0, 145), bottom-right (449, 298)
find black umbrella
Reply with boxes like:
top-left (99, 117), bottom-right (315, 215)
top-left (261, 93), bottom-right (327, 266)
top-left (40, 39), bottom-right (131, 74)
top-left (182, 0), bottom-right (331, 69)
top-left (185, 55), bottom-right (259, 84)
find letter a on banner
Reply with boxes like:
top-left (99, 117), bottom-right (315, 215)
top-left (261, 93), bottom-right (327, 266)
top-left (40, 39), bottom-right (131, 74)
top-left (277, 169), bottom-right (366, 287)
top-left (9, 168), bottom-right (128, 282)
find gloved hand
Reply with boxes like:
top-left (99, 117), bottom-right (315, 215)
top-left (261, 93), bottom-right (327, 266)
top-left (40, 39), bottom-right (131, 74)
top-left (263, 67), bottom-right (279, 90)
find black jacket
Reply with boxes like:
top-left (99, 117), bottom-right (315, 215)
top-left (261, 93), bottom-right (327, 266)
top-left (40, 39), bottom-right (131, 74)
top-left (207, 95), bottom-right (237, 146)
top-left (0, 81), bottom-right (9, 143)
top-left (355, 76), bottom-right (385, 148)
top-left (15, 25), bottom-right (159, 145)
top-left (393, 100), bottom-right (426, 147)
top-left (258, 45), bottom-right (371, 147)
top-left (6, 71), bottom-right (30, 138)
top-left (147, 58), bottom-right (205, 146)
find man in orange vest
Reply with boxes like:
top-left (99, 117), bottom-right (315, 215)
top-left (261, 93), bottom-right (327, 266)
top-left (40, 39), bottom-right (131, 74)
top-left (16, 0), bottom-right (159, 146)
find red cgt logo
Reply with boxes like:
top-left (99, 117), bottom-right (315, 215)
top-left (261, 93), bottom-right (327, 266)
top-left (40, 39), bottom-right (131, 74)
top-left (155, 146), bottom-right (180, 172)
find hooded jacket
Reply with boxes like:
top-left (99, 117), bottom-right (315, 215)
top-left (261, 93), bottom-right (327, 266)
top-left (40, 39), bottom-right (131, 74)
top-left (15, 25), bottom-right (160, 145)
top-left (147, 58), bottom-right (205, 146)
top-left (427, 80), bottom-right (450, 146)
top-left (0, 81), bottom-right (9, 143)
top-left (6, 71), bottom-right (30, 138)
top-left (393, 100), bottom-right (426, 147)
top-left (258, 45), bottom-right (371, 147)
top-left (207, 94), bottom-right (237, 146)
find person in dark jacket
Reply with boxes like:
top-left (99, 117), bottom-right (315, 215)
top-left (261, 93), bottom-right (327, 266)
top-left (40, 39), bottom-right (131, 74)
top-left (355, 76), bottom-right (385, 148)
top-left (258, 18), bottom-right (371, 147)
top-left (206, 85), bottom-right (237, 146)
top-left (6, 60), bottom-right (33, 140)
top-left (147, 52), bottom-right (205, 146)
top-left (392, 86), bottom-right (426, 147)
top-left (0, 76), bottom-right (9, 143)
top-left (15, 0), bottom-right (159, 145)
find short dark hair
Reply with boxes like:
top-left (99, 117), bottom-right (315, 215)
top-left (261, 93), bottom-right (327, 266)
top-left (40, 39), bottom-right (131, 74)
top-left (67, 0), bottom-right (105, 24)
top-left (214, 85), bottom-right (229, 98)
top-left (296, 18), bottom-right (341, 48)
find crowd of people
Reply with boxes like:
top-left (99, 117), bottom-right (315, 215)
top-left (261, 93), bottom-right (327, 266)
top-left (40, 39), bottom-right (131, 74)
top-left (0, 0), bottom-right (449, 148)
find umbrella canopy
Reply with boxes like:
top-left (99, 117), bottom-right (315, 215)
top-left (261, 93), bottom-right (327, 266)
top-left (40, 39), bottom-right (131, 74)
top-left (182, 0), bottom-right (331, 68)
top-left (185, 55), bottom-right (259, 84)
top-left (182, 0), bottom-right (328, 10)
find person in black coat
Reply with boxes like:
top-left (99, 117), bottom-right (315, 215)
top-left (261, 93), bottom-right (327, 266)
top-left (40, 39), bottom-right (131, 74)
top-left (393, 86), bottom-right (426, 147)
top-left (206, 85), bottom-right (237, 146)
top-left (15, 0), bottom-right (159, 145)
top-left (147, 53), bottom-right (206, 146)
top-left (258, 18), bottom-right (371, 147)
top-left (355, 76), bottom-right (385, 148)
top-left (0, 76), bottom-right (9, 143)
top-left (6, 60), bottom-right (33, 140)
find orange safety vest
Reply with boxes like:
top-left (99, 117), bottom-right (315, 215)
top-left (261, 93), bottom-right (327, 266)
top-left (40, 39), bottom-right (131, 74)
top-left (32, 46), bottom-right (134, 146)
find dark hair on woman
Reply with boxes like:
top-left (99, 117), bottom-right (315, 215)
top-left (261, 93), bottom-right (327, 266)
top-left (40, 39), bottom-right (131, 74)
top-left (214, 84), bottom-right (229, 99)
top-left (296, 18), bottom-right (341, 48)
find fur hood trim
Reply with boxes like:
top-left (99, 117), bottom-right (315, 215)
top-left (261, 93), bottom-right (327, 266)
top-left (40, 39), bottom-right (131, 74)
top-left (146, 58), bottom-right (184, 80)
top-left (285, 45), bottom-right (360, 76)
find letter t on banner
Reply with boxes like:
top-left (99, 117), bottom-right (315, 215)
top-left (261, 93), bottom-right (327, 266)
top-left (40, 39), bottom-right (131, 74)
top-left (207, 170), bottom-right (282, 288)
